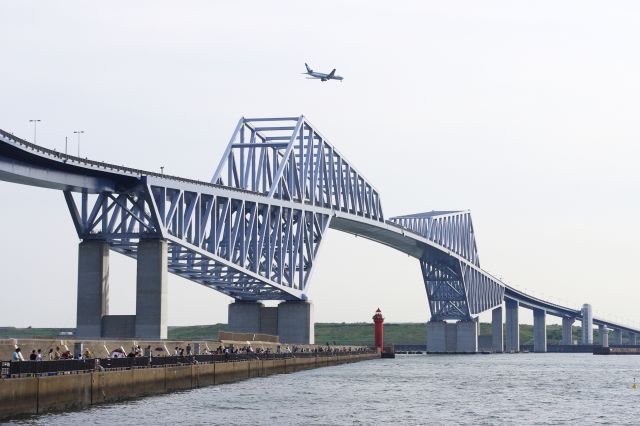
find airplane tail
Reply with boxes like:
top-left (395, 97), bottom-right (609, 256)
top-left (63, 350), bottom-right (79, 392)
top-left (305, 63), bottom-right (312, 73)
top-left (327, 69), bottom-right (336, 78)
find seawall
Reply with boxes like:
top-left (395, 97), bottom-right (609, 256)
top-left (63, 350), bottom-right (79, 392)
top-left (0, 352), bottom-right (379, 420)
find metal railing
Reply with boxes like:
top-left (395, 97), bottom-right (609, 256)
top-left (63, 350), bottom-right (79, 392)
top-left (3, 350), bottom-right (375, 378)
top-left (0, 128), bottom-right (259, 196)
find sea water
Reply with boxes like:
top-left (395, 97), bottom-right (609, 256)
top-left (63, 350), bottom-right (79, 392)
top-left (9, 353), bottom-right (640, 425)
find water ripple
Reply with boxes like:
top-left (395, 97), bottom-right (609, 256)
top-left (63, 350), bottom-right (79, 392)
top-left (8, 354), bottom-right (640, 425)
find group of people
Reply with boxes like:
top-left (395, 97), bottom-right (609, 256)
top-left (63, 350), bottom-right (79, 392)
top-left (11, 346), bottom-right (74, 361)
top-left (10, 342), bottom-right (371, 363)
top-left (109, 345), bottom-right (150, 359)
top-left (173, 344), bottom-right (194, 356)
top-left (190, 344), bottom-right (369, 356)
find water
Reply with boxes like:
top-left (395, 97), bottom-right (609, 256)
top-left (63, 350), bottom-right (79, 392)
top-left (8, 354), bottom-right (640, 425)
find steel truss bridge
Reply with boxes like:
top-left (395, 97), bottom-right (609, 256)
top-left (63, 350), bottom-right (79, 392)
top-left (0, 116), bottom-right (637, 338)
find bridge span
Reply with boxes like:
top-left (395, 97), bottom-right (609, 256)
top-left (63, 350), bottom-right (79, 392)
top-left (0, 117), bottom-right (636, 352)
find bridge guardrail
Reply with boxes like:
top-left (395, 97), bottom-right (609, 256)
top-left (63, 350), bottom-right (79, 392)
top-left (0, 128), bottom-right (262, 198)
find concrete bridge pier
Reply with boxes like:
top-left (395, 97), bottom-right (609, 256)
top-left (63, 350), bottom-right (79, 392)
top-left (76, 238), bottom-right (168, 339)
top-left (134, 239), bottom-right (168, 339)
top-left (426, 321), bottom-right (446, 352)
top-left (533, 309), bottom-right (547, 353)
top-left (76, 240), bottom-right (110, 338)
top-left (228, 300), bottom-right (314, 344)
top-left (599, 325), bottom-right (609, 347)
top-left (562, 317), bottom-right (574, 345)
top-left (492, 306), bottom-right (504, 353)
top-left (277, 301), bottom-right (314, 344)
top-left (505, 299), bottom-right (519, 352)
top-left (456, 320), bottom-right (478, 353)
top-left (613, 329), bottom-right (623, 345)
top-left (228, 301), bottom-right (264, 332)
top-left (426, 320), bottom-right (478, 353)
top-left (581, 304), bottom-right (593, 344)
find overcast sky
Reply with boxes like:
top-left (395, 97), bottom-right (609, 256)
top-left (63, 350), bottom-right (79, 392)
top-left (1, 1), bottom-right (639, 328)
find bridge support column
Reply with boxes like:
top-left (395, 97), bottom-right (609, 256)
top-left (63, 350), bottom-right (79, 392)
top-left (581, 304), bottom-right (593, 344)
top-left (630, 333), bottom-right (637, 345)
top-left (426, 320), bottom-right (477, 353)
top-left (562, 317), bottom-right (574, 345)
top-left (135, 239), bottom-right (168, 339)
top-left (505, 299), bottom-right (519, 352)
top-left (426, 321), bottom-right (446, 353)
top-left (259, 306), bottom-right (278, 336)
top-left (76, 240), bottom-right (110, 338)
top-left (228, 301), bottom-right (264, 333)
top-left (533, 309), bottom-right (547, 353)
top-left (277, 301), bottom-right (314, 344)
top-left (456, 320), bottom-right (478, 353)
top-left (613, 329), bottom-right (623, 345)
top-left (492, 306), bottom-right (504, 353)
top-left (599, 325), bottom-right (608, 347)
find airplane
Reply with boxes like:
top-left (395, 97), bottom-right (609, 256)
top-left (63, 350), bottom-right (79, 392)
top-left (303, 63), bottom-right (344, 82)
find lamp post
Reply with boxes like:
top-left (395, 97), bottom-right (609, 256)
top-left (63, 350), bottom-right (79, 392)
top-left (29, 119), bottom-right (41, 143)
top-left (73, 130), bottom-right (84, 156)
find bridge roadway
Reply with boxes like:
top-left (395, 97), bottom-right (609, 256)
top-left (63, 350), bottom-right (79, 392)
top-left (0, 119), bottom-right (637, 352)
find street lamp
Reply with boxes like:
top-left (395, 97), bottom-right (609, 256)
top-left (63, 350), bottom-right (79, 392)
top-left (29, 119), bottom-right (41, 143)
top-left (73, 130), bottom-right (84, 156)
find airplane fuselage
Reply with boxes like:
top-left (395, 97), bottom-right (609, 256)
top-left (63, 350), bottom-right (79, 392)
top-left (308, 71), bottom-right (343, 81)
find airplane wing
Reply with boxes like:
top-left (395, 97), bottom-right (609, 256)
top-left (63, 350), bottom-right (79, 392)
top-left (327, 69), bottom-right (336, 79)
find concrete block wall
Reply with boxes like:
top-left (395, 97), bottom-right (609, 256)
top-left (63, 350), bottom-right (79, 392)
top-left (0, 352), bottom-right (380, 420)
top-left (0, 377), bottom-right (38, 418)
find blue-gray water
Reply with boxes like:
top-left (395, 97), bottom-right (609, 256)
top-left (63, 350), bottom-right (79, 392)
top-left (9, 354), bottom-right (640, 425)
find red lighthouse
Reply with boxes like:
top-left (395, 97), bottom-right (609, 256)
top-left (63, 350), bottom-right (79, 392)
top-left (373, 307), bottom-right (384, 351)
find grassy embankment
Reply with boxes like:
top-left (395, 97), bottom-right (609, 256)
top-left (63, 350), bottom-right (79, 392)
top-left (0, 323), bottom-right (594, 345)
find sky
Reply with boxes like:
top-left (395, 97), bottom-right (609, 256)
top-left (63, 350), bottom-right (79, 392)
top-left (1, 1), bottom-right (639, 328)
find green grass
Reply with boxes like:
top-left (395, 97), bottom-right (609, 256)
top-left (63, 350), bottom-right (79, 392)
top-left (314, 322), bottom-right (426, 345)
top-left (1, 323), bottom-right (597, 345)
top-left (167, 324), bottom-right (228, 340)
top-left (317, 323), bottom-right (591, 345)
top-left (0, 327), bottom-right (75, 339)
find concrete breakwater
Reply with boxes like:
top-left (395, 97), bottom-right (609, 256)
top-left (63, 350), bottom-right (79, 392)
top-left (0, 352), bottom-right (379, 420)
